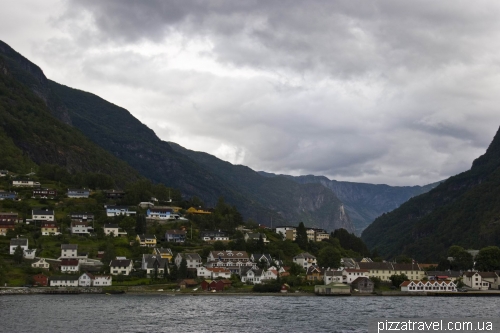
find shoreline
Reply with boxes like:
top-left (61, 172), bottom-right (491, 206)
top-left (2, 287), bottom-right (500, 297)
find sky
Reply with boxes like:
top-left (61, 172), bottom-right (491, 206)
top-left (2, 0), bottom-right (500, 186)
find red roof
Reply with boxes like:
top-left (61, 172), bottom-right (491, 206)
top-left (61, 259), bottom-right (79, 266)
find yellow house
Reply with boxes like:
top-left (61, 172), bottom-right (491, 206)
top-left (358, 262), bottom-right (425, 281)
top-left (153, 247), bottom-right (173, 261)
top-left (187, 207), bottom-right (211, 214)
top-left (136, 234), bottom-right (157, 247)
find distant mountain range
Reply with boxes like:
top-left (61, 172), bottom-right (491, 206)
top-left (362, 126), bottom-right (500, 261)
top-left (0, 39), bottom-right (437, 234)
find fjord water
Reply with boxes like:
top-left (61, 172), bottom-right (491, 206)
top-left (1, 295), bottom-right (498, 333)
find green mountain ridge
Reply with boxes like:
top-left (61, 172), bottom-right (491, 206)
top-left (0, 40), bottom-right (354, 233)
top-left (361, 126), bottom-right (500, 261)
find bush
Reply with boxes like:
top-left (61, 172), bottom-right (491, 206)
top-left (252, 282), bottom-right (281, 293)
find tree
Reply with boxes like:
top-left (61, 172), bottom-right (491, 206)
top-left (389, 273), bottom-right (408, 288)
top-left (120, 216), bottom-right (136, 235)
top-left (13, 245), bottom-right (23, 264)
top-left (295, 222), bottom-right (308, 251)
top-left (101, 243), bottom-right (116, 272)
top-left (475, 246), bottom-right (500, 271)
top-left (163, 262), bottom-right (169, 280)
top-left (317, 246), bottom-right (341, 269)
top-left (178, 258), bottom-right (188, 280)
top-left (289, 262), bottom-right (305, 276)
top-left (135, 214), bottom-right (147, 235)
top-left (395, 255), bottom-right (412, 264)
top-left (447, 245), bottom-right (473, 271)
top-left (213, 241), bottom-right (226, 251)
top-left (169, 264), bottom-right (178, 281)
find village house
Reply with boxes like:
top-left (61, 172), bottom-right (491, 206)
top-left (200, 230), bottom-right (229, 241)
top-left (41, 221), bottom-right (60, 235)
top-left (147, 207), bottom-right (173, 220)
top-left (109, 258), bottom-right (134, 276)
top-left (61, 244), bottom-right (78, 258)
top-left (315, 283), bottom-right (351, 295)
top-left (60, 259), bottom-right (80, 273)
top-left (250, 253), bottom-right (274, 266)
top-left (324, 269), bottom-right (343, 284)
top-left (141, 254), bottom-right (169, 277)
top-left (313, 229), bottom-right (330, 242)
top-left (274, 226), bottom-right (297, 240)
top-left (103, 223), bottom-right (127, 237)
top-left (186, 207), bottom-right (212, 215)
top-left (49, 275), bottom-right (79, 287)
top-left (400, 280), bottom-right (457, 292)
top-left (104, 190), bottom-right (125, 200)
top-left (33, 273), bottom-right (48, 286)
top-left (136, 234), bottom-right (157, 247)
top-left (0, 170), bottom-right (8, 177)
top-left (196, 266), bottom-right (212, 279)
top-left (32, 258), bottom-right (50, 270)
top-left (79, 272), bottom-right (94, 287)
top-left (10, 238), bottom-right (28, 254)
top-left (12, 180), bottom-right (40, 187)
top-left (71, 221), bottom-right (93, 235)
top-left (153, 247), bottom-right (173, 261)
top-left (32, 209), bottom-right (54, 222)
top-left (209, 279), bottom-right (232, 291)
top-left (342, 269), bottom-right (369, 284)
top-left (351, 277), bottom-right (374, 293)
top-left (67, 188), bottom-right (90, 198)
top-left (175, 253), bottom-right (202, 268)
top-left (241, 268), bottom-right (264, 284)
top-left (207, 250), bottom-right (250, 264)
top-left (293, 252), bottom-right (317, 270)
top-left (357, 262), bottom-right (425, 282)
top-left (244, 232), bottom-right (269, 243)
top-left (93, 275), bottom-right (112, 286)
top-left (23, 248), bottom-right (36, 259)
top-left (463, 272), bottom-right (499, 290)
top-left (0, 212), bottom-right (17, 235)
top-left (340, 258), bottom-right (357, 269)
top-left (106, 206), bottom-right (136, 217)
top-left (165, 229), bottom-right (186, 243)
top-left (208, 267), bottom-right (232, 279)
top-left (69, 212), bottom-right (95, 221)
top-left (32, 188), bottom-right (57, 199)
top-left (425, 270), bottom-right (462, 281)
top-left (307, 265), bottom-right (324, 282)
top-left (0, 191), bottom-right (17, 200)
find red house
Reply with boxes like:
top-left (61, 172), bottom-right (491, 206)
top-left (209, 279), bottom-right (232, 292)
top-left (33, 273), bottom-right (48, 286)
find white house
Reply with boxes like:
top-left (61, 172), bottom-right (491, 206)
top-left (103, 223), bottom-right (127, 237)
top-left (10, 238), bottom-right (28, 255)
top-left (244, 232), bottom-right (269, 243)
top-left (32, 209), bottom-right (54, 222)
top-left (106, 206), bottom-right (136, 217)
top-left (79, 272), bottom-right (94, 286)
top-left (241, 268), bottom-right (264, 284)
top-left (400, 280), bottom-right (457, 292)
top-left (342, 269), bottom-right (369, 284)
top-left (71, 221), bottom-right (93, 235)
top-left (13, 180), bottom-right (40, 187)
top-left (463, 272), bottom-right (498, 290)
top-left (110, 259), bottom-right (134, 276)
top-left (324, 270), bottom-right (343, 284)
top-left (293, 252), bottom-right (317, 270)
top-left (175, 253), bottom-right (203, 269)
top-left (49, 275), bottom-right (79, 287)
top-left (23, 248), bottom-right (36, 260)
top-left (274, 226), bottom-right (296, 240)
top-left (196, 266), bottom-right (212, 279)
top-left (93, 275), bottom-right (112, 286)
top-left (208, 267), bottom-right (231, 279)
top-left (207, 250), bottom-right (250, 264)
top-left (61, 244), bottom-right (78, 258)
top-left (142, 255), bottom-right (169, 277)
top-left (60, 259), bottom-right (80, 273)
top-left (67, 188), bottom-right (90, 198)
top-left (32, 258), bottom-right (50, 270)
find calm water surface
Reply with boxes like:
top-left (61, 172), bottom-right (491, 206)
top-left (1, 294), bottom-right (498, 333)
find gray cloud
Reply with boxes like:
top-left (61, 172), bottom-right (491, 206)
top-left (5, 0), bottom-right (499, 186)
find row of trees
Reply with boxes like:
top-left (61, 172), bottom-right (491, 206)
top-left (436, 245), bottom-right (500, 272)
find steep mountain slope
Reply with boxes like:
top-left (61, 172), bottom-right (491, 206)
top-left (0, 54), bottom-right (141, 185)
top-left (273, 174), bottom-right (438, 234)
top-left (169, 143), bottom-right (354, 232)
top-left (361, 126), bottom-right (500, 261)
top-left (0, 40), bottom-right (353, 232)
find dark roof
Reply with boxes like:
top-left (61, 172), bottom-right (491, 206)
top-left (32, 209), bottom-right (54, 216)
top-left (49, 275), bottom-right (79, 281)
top-left (110, 259), bottom-right (132, 267)
top-left (61, 244), bottom-right (78, 250)
top-left (144, 256), bottom-right (169, 269)
top-left (479, 272), bottom-right (499, 279)
top-left (426, 270), bottom-right (461, 278)
top-left (307, 265), bottom-right (323, 274)
top-left (166, 229), bottom-right (186, 235)
top-left (392, 263), bottom-right (422, 271)
top-left (325, 270), bottom-right (343, 276)
top-left (251, 253), bottom-right (272, 263)
top-left (104, 223), bottom-right (119, 228)
top-left (351, 277), bottom-right (373, 285)
top-left (180, 253), bottom-right (202, 261)
top-left (10, 238), bottom-right (28, 246)
top-left (358, 262), bottom-right (393, 270)
top-left (294, 252), bottom-right (316, 260)
top-left (61, 259), bottom-right (79, 266)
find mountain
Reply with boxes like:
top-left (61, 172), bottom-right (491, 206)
top-left (0, 40), bottom-right (353, 233)
top-left (0, 44), bottom-right (141, 185)
top-left (361, 126), bottom-right (500, 261)
top-left (264, 174), bottom-right (438, 234)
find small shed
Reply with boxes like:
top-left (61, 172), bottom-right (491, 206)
top-left (209, 279), bottom-right (232, 292)
top-left (178, 279), bottom-right (198, 289)
top-left (315, 283), bottom-right (351, 296)
top-left (350, 277), bottom-right (374, 293)
top-left (201, 279), bottom-right (212, 291)
top-left (33, 273), bottom-right (48, 286)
